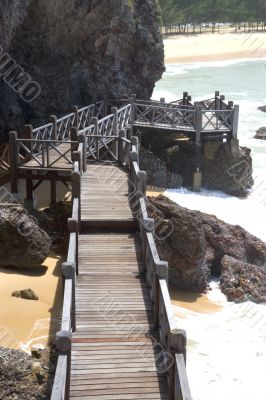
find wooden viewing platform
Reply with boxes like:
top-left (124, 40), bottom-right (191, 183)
top-left (3, 91), bottom-right (240, 399)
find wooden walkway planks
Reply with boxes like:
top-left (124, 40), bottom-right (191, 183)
top-left (71, 233), bottom-right (168, 399)
top-left (80, 164), bottom-right (135, 228)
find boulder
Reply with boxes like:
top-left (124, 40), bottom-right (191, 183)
top-left (220, 256), bottom-right (266, 303)
top-left (258, 105), bottom-right (266, 113)
top-left (12, 289), bottom-right (39, 300)
top-left (0, 205), bottom-right (51, 268)
top-left (147, 195), bottom-right (266, 303)
top-left (255, 127), bottom-right (266, 140)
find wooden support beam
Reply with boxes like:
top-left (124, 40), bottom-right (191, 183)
top-left (9, 131), bottom-right (18, 196)
top-left (50, 172), bottom-right (57, 205)
top-left (25, 171), bottom-right (33, 208)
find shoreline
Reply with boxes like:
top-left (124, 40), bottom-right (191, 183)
top-left (164, 32), bottom-right (266, 64)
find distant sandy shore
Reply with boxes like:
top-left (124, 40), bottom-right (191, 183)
top-left (164, 32), bottom-right (266, 63)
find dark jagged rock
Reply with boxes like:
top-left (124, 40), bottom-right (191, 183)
top-left (12, 288), bottom-right (39, 301)
top-left (0, 0), bottom-right (164, 142)
top-left (0, 205), bottom-right (51, 268)
top-left (0, 346), bottom-right (56, 399)
top-left (147, 195), bottom-right (266, 303)
top-left (220, 256), bottom-right (266, 303)
top-left (258, 105), bottom-right (266, 113)
top-left (140, 148), bottom-right (182, 188)
top-left (255, 127), bottom-right (266, 140)
top-left (139, 129), bottom-right (253, 196)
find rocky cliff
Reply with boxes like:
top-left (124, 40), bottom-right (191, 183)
top-left (0, 0), bottom-right (164, 142)
top-left (148, 195), bottom-right (266, 303)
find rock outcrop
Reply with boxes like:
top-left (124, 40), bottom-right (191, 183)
top-left (0, 346), bottom-right (55, 399)
top-left (258, 105), bottom-right (266, 113)
top-left (255, 127), bottom-right (266, 140)
top-left (0, 0), bottom-right (164, 143)
top-left (139, 129), bottom-right (253, 196)
top-left (147, 195), bottom-right (266, 303)
top-left (140, 148), bottom-right (182, 188)
top-left (0, 205), bottom-right (51, 268)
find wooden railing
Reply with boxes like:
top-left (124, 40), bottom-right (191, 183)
top-left (50, 138), bottom-right (85, 400)
top-left (116, 135), bottom-right (192, 400)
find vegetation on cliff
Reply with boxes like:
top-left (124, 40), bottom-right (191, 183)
top-left (159, 0), bottom-right (266, 28)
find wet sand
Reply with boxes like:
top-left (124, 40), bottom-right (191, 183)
top-left (164, 32), bottom-right (266, 63)
top-left (0, 252), bottom-right (63, 352)
top-left (171, 288), bottom-right (222, 318)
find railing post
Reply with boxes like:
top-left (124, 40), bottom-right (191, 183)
top-left (62, 262), bottom-right (76, 332)
top-left (183, 91), bottom-right (188, 105)
top-left (232, 104), bottom-right (239, 139)
top-left (130, 136), bottom-right (139, 152)
top-left (72, 171), bottom-right (81, 222)
top-left (91, 117), bottom-right (99, 161)
top-left (137, 171), bottom-right (146, 196)
top-left (73, 106), bottom-right (79, 128)
top-left (103, 95), bottom-right (108, 116)
top-left (169, 330), bottom-right (187, 400)
top-left (22, 124), bottom-right (33, 162)
top-left (49, 115), bottom-right (58, 140)
top-left (154, 262), bottom-right (168, 329)
top-left (71, 127), bottom-right (78, 161)
top-left (215, 90), bottom-right (220, 109)
top-left (111, 107), bottom-right (118, 136)
top-left (118, 129), bottom-right (126, 165)
top-left (9, 131), bottom-right (19, 196)
top-left (129, 95), bottom-right (136, 137)
top-left (78, 133), bottom-right (87, 172)
top-left (111, 107), bottom-right (119, 158)
top-left (193, 103), bottom-right (202, 192)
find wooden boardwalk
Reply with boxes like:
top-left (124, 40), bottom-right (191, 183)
top-left (6, 96), bottom-right (214, 400)
top-left (71, 232), bottom-right (169, 399)
top-left (80, 164), bottom-right (135, 229)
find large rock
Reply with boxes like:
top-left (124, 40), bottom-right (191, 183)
top-left (255, 127), bottom-right (266, 140)
top-left (258, 105), bottom-right (266, 113)
top-left (138, 130), bottom-right (254, 196)
top-left (0, 205), bottom-right (51, 268)
top-left (220, 256), bottom-right (266, 303)
top-left (0, 0), bottom-right (164, 143)
top-left (140, 148), bottom-right (182, 189)
top-left (147, 195), bottom-right (266, 303)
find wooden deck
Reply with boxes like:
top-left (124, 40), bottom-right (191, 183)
top-left (71, 233), bottom-right (168, 399)
top-left (81, 164), bottom-right (136, 229)
top-left (20, 142), bottom-right (73, 171)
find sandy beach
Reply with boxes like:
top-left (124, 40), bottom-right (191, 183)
top-left (0, 252), bottom-right (63, 352)
top-left (164, 32), bottom-right (266, 63)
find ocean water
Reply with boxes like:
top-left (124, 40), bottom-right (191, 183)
top-left (153, 59), bottom-right (266, 400)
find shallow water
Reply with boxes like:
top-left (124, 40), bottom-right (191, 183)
top-left (154, 59), bottom-right (266, 400)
